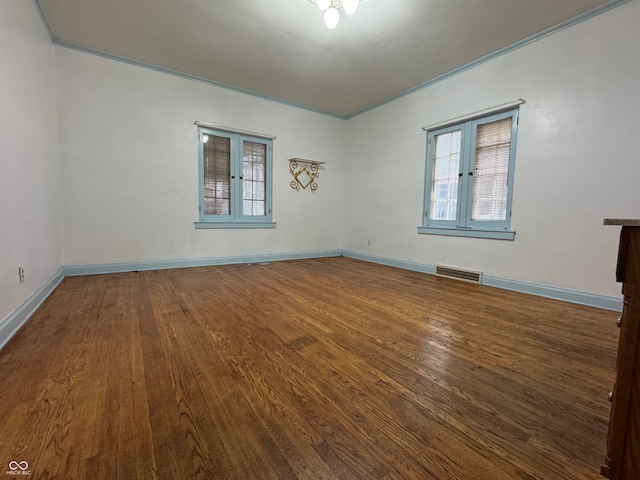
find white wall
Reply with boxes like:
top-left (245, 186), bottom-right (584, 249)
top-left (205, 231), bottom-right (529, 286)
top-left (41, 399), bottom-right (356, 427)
top-left (0, 0), bottom-right (61, 324)
top-left (56, 49), bottom-right (346, 266)
top-left (344, 0), bottom-right (640, 298)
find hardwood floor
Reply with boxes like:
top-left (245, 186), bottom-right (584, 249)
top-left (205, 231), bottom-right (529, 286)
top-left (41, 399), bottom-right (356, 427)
top-left (0, 257), bottom-right (619, 479)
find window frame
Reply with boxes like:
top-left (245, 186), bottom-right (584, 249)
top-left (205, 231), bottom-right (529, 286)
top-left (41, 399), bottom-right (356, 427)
top-left (418, 108), bottom-right (519, 241)
top-left (195, 127), bottom-right (275, 229)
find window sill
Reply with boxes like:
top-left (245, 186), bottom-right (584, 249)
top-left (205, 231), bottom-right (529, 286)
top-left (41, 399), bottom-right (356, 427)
top-left (417, 226), bottom-right (515, 240)
top-left (195, 221), bottom-right (276, 229)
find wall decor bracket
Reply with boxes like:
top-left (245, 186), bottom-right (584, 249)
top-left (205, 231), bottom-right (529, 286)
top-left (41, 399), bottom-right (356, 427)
top-left (289, 158), bottom-right (325, 192)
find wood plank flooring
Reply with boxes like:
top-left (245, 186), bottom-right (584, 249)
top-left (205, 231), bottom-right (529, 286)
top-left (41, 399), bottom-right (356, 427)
top-left (0, 257), bottom-right (620, 479)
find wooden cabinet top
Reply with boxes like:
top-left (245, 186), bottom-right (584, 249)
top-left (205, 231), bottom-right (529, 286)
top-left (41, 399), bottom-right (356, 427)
top-left (605, 220), bottom-right (640, 285)
top-left (604, 219), bottom-right (640, 226)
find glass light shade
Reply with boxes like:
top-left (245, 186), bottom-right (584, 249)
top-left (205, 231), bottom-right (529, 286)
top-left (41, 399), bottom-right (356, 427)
top-left (202, 134), bottom-right (209, 144)
top-left (324, 6), bottom-right (339, 29)
top-left (342, 0), bottom-right (359, 15)
top-left (316, 0), bottom-right (331, 11)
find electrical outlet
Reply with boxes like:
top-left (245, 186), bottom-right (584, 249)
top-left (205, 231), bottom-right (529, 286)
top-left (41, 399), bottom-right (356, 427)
top-left (367, 240), bottom-right (371, 247)
top-left (18, 266), bottom-right (25, 284)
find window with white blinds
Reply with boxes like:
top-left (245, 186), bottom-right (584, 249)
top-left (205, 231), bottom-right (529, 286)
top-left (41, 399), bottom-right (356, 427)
top-left (197, 127), bottom-right (274, 228)
top-left (421, 108), bottom-right (519, 240)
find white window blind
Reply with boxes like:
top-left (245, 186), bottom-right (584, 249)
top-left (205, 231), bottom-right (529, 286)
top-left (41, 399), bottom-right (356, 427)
top-left (203, 135), bottom-right (231, 215)
top-left (471, 117), bottom-right (512, 222)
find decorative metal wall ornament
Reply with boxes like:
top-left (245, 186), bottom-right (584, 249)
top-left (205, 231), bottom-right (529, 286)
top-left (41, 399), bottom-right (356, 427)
top-left (289, 158), bottom-right (325, 192)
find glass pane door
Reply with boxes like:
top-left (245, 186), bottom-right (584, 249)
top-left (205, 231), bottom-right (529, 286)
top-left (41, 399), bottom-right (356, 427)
top-left (203, 135), bottom-right (231, 215)
top-left (242, 141), bottom-right (266, 217)
top-left (430, 130), bottom-right (461, 221)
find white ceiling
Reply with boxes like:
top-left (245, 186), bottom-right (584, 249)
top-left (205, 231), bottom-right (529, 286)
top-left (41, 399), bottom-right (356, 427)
top-left (37, 0), bottom-right (626, 118)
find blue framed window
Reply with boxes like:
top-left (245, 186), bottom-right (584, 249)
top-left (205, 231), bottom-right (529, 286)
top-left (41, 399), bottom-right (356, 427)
top-left (195, 127), bottom-right (275, 229)
top-left (418, 108), bottom-right (519, 240)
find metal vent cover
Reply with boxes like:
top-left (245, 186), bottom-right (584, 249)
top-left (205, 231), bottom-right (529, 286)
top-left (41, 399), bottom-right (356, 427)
top-left (435, 265), bottom-right (482, 284)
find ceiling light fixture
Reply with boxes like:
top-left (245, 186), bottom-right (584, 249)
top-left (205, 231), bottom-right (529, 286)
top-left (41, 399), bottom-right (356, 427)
top-left (310, 0), bottom-right (360, 30)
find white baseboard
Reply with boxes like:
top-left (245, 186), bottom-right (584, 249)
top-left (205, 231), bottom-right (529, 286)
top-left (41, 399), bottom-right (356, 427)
top-left (63, 250), bottom-right (342, 276)
top-left (0, 268), bottom-right (65, 351)
top-left (341, 250), bottom-right (622, 312)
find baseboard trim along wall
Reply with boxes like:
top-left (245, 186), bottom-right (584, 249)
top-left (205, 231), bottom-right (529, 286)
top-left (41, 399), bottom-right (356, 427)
top-left (341, 250), bottom-right (623, 312)
top-left (343, 250), bottom-right (437, 276)
top-left (0, 268), bottom-right (65, 351)
top-left (1, 249), bottom-right (622, 352)
top-left (63, 250), bottom-right (343, 276)
top-left (481, 274), bottom-right (622, 312)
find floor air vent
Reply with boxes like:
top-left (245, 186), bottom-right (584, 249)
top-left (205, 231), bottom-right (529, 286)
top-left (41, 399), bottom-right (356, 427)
top-left (435, 265), bottom-right (482, 284)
